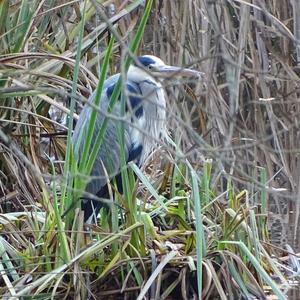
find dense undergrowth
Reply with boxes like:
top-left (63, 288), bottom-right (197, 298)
top-left (1, 0), bottom-right (300, 299)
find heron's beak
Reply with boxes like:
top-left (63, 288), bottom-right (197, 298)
top-left (155, 65), bottom-right (204, 79)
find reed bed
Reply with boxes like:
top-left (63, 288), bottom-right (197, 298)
top-left (0, 0), bottom-right (299, 299)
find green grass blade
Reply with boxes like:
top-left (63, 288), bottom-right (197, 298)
top-left (190, 168), bottom-right (205, 299)
top-left (62, 0), bottom-right (88, 226)
top-left (130, 161), bottom-right (168, 211)
top-left (12, 0), bottom-right (40, 53)
top-left (202, 160), bottom-right (212, 207)
top-left (228, 260), bottom-right (252, 299)
top-left (0, 0), bottom-right (8, 35)
top-left (47, 155), bottom-right (71, 264)
top-left (77, 36), bottom-right (114, 186)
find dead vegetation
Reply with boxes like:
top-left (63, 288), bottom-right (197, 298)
top-left (0, 0), bottom-right (300, 299)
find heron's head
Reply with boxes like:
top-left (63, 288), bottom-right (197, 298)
top-left (128, 55), bottom-right (203, 83)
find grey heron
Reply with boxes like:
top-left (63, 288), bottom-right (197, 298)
top-left (72, 55), bottom-right (202, 223)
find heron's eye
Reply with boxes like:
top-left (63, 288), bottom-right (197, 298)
top-left (148, 65), bottom-right (153, 70)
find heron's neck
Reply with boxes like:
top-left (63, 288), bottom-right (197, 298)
top-left (136, 79), bottom-right (166, 164)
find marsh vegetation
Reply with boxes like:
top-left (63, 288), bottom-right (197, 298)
top-left (0, 0), bottom-right (300, 299)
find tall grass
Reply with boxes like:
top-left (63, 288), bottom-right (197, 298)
top-left (0, 0), bottom-right (299, 298)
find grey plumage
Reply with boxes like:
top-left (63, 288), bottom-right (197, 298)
top-left (72, 55), bottom-right (201, 222)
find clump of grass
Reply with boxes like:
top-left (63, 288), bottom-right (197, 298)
top-left (0, 157), bottom-right (288, 299)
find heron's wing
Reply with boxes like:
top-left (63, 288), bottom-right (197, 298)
top-left (72, 75), bottom-right (144, 203)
